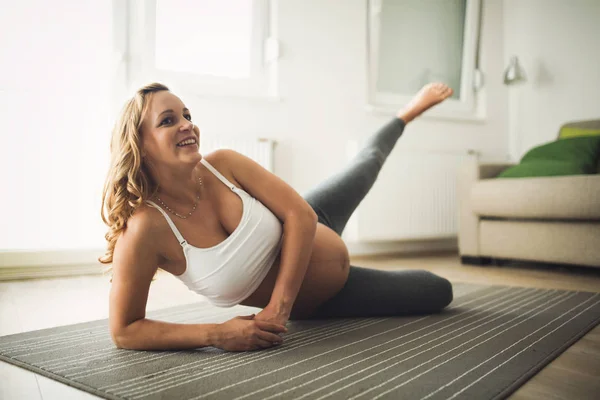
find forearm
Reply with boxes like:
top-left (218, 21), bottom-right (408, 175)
top-left (269, 212), bottom-right (318, 314)
top-left (114, 318), bottom-right (219, 351)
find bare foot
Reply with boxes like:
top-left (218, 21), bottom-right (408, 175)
top-left (397, 83), bottom-right (454, 123)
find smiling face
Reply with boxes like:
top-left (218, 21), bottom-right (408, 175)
top-left (140, 90), bottom-right (201, 170)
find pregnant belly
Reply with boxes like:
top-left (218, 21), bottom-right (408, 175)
top-left (240, 222), bottom-right (350, 312)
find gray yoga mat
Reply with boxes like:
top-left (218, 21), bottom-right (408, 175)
top-left (1, 283), bottom-right (599, 400)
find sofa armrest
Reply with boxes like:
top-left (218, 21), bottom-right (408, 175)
top-left (457, 158), bottom-right (516, 256)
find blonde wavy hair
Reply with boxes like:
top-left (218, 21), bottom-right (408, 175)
top-left (99, 82), bottom-right (170, 277)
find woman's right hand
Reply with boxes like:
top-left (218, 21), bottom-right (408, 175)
top-left (213, 314), bottom-right (288, 352)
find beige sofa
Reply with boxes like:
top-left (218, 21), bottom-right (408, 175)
top-left (458, 122), bottom-right (600, 269)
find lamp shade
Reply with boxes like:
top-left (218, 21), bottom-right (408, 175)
top-left (504, 56), bottom-right (527, 85)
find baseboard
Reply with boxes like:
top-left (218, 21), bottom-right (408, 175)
top-left (460, 255), bottom-right (493, 266)
top-left (346, 238), bottom-right (458, 257)
top-left (0, 239), bottom-right (458, 281)
top-left (0, 249), bottom-right (105, 281)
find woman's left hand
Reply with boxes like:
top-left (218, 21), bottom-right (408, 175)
top-left (255, 304), bottom-right (290, 328)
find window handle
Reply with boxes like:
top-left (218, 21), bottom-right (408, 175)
top-left (370, 0), bottom-right (382, 17)
top-left (473, 69), bottom-right (484, 92)
top-left (264, 37), bottom-right (280, 64)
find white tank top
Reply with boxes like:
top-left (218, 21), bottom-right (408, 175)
top-left (146, 158), bottom-right (283, 307)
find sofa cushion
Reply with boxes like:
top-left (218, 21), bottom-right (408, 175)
top-left (498, 135), bottom-right (600, 178)
top-left (471, 174), bottom-right (600, 220)
top-left (559, 126), bottom-right (600, 139)
top-left (497, 161), bottom-right (589, 178)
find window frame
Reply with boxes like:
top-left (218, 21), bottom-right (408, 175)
top-left (124, 0), bottom-right (279, 100)
top-left (366, 0), bottom-right (484, 121)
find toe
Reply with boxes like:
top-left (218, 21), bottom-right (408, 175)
top-left (432, 84), bottom-right (445, 94)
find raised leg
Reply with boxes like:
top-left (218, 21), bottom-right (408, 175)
top-left (302, 118), bottom-right (407, 236)
top-left (303, 83), bottom-right (454, 236)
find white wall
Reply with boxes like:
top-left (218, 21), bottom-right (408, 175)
top-left (0, 1), bottom-right (114, 251)
top-left (179, 0), bottom-right (508, 208)
top-left (0, 0), bottom-right (508, 252)
top-left (504, 0), bottom-right (600, 160)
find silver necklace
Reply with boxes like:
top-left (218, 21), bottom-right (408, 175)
top-left (155, 176), bottom-right (203, 219)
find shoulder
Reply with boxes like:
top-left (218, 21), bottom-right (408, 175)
top-left (115, 205), bottom-right (166, 265)
top-left (202, 148), bottom-right (254, 177)
top-left (197, 149), bottom-right (234, 173)
top-left (203, 149), bottom-right (318, 222)
top-left (196, 149), bottom-right (239, 184)
top-left (127, 205), bottom-right (160, 236)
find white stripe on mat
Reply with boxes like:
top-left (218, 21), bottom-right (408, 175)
top-left (347, 292), bottom-right (594, 400)
top-left (46, 312), bottom-right (344, 371)
top-left (0, 302), bottom-right (215, 348)
top-left (133, 288), bottom-right (524, 399)
top-left (52, 308), bottom-right (286, 373)
top-left (234, 288), bottom-right (548, 400)
top-left (97, 319), bottom-right (359, 390)
top-left (435, 296), bottom-right (600, 400)
top-left (115, 319), bottom-right (386, 398)
top-left (309, 290), bottom-right (576, 400)
top-left (270, 290), bottom-right (558, 400)
top-left (11, 308), bottom-right (236, 356)
top-left (100, 287), bottom-right (507, 394)
top-left (79, 318), bottom-right (380, 383)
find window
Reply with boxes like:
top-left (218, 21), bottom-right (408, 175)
top-left (127, 0), bottom-right (279, 99)
top-left (367, 0), bottom-right (483, 120)
top-left (0, 0), bottom-right (116, 250)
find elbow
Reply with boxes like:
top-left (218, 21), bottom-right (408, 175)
top-left (285, 207), bottom-right (318, 226)
top-left (113, 339), bottom-right (127, 350)
top-left (301, 207), bottom-right (319, 225)
top-left (301, 209), bottom-right (319, 233)
top-left (307, 208), bottom-right (318, 224)
top-left (110, 324), bottom-right (139, 350)
top-left (112, 332), bottom-right (140, 350)
top-left (110, 328), bottom-right (129, 349)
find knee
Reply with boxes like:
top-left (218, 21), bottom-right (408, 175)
top-left (436, 275), bottom-right (454, 310)
top-left (432, 273), bottom-right (453, 311)
top-left (418, 271), bottom-right (453, 312)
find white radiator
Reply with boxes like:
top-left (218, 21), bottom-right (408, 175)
top-left (343, 147), bottom-right (477, 242)
top-left (200, 137), bottom-right (277, 173)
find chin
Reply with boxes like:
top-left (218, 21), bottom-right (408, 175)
top-left (179, 150), bottom-right (201, 162)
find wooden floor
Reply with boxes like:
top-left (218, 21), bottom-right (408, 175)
top-left (1, 252), bottom-right (599, 400)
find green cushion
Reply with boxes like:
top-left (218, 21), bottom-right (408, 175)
top-left (559, 126), bottom-right (600, 139)
top-left (498, 161), bottom-right (589, 178)
top-left (498, 135), bottom-right (600, 178)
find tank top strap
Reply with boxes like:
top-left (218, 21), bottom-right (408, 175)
top-left (200, 158), bottom-right (238, 192)
top-left (146, 200), bottom-right (188, 247)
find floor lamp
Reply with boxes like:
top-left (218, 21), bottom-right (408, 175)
top-left (504, 56), bottom-right (527, 162)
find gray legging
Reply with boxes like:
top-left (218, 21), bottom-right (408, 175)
top-left (299, 118), bottom-right (453, 319)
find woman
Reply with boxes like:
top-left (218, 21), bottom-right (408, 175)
top-left (100, 82), bottom-right (454, 352)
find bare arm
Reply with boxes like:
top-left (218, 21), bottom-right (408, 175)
top-left (224, 149), bottom-right (319, 322)
top-left (114, 319), bottom-right (218, 351)
top-left (268, 212), bottom-right (318, 315)
top-left (108, 210), bottom-right (214, 350)
top-left (109, 210), bottom-right (286, 351)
